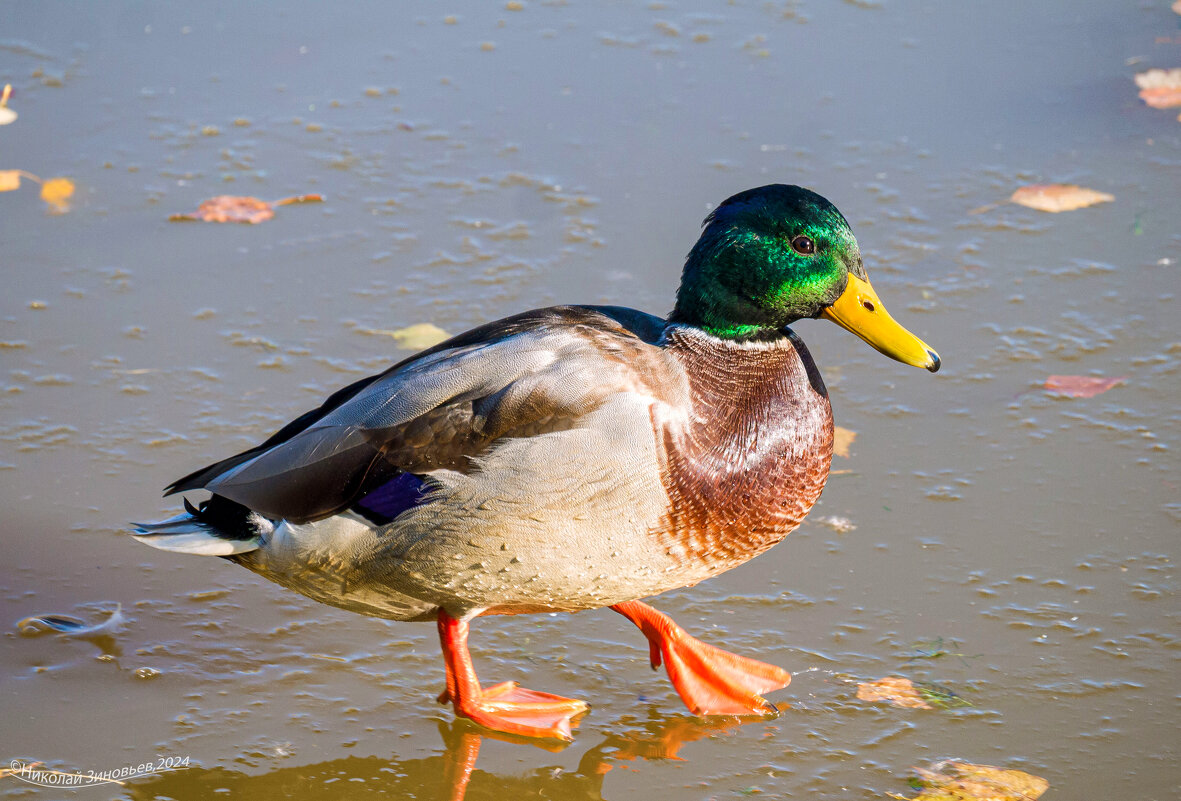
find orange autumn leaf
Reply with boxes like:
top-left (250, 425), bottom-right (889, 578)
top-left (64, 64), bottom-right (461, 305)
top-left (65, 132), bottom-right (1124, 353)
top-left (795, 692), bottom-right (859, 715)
top-left (273, 194), bottom-right (323, 207)
top-left (856, 676), bottom-right (933, 709)
top-left (40, 177), bottom-right (75, 213)
top-left (1139, 88), bottom-right (1181, 109)
top-left (172, 195), bottom-right (274, 224)
top-left (833, 426), bottom-right (857, 458)
top-left (1044, 375), bottom-right (1126, 398)
top-left (0, 171), bottom-right (74, 212)
top-left (1009, 184), bottom-right (1113, 213)
top-left (170, 194), bottom-right (323, 224)
top-left (1135, 68), bottom-right (1181, 109)
top-left (902, 760), bottom-right (1049, 801)
top-left (0, 169), bottom-right (22, 192)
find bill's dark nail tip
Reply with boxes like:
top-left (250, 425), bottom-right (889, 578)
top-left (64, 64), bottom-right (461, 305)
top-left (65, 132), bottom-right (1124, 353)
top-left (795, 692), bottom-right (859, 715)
top-left (927, 351), bottom-right (941, 373)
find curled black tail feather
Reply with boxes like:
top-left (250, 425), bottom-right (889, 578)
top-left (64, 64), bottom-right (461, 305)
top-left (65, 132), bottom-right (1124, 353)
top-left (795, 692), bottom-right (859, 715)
top-left (183, 495), bottom-right (272, 541)
top-left (132, 496), bottom-right (265, 557)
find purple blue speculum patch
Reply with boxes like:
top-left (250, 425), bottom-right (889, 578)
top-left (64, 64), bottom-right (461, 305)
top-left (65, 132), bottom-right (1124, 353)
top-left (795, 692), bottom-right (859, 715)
top-left (355, 472), bottom-right (428, 523)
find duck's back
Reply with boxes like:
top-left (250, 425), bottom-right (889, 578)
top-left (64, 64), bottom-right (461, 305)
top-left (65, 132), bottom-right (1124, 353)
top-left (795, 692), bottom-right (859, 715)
top-left (178, 306), bottom-right (673, 524)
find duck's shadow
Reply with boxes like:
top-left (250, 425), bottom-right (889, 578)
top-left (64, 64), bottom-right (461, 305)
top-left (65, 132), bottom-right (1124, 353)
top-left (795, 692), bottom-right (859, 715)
top-left (130, 714), bottom-right (747, 801)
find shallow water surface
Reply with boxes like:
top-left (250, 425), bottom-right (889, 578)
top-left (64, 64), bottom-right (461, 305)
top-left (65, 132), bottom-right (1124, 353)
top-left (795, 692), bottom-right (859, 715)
top-left (2, 2), bottom-right (1178, 799)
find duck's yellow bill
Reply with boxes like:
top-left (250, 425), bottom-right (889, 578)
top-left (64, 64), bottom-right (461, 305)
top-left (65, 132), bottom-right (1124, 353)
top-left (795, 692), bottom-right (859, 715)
top-left (820, 274), bottom-right (940, 372)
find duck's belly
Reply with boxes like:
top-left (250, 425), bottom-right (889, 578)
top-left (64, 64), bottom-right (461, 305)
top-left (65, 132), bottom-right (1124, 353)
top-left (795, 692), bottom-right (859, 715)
top-left (242, 506), bottom-right (694, 623)
top-left (359, 395), bottom-right (697, 617)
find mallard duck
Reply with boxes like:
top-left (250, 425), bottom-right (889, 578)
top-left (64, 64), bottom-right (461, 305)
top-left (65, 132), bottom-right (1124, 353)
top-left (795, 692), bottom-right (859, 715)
top-left (135, 184), bottom-right (939, 741)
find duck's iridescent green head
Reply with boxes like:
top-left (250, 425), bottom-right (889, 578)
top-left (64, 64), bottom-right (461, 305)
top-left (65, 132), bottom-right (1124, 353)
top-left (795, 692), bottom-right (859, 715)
top-left (671, 184), bottom-right (940, 372)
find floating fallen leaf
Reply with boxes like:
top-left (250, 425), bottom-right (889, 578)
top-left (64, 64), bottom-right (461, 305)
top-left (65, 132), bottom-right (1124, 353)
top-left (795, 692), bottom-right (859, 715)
top-left (915, 683), bottom-right (972, 709)
top-left (17, 603), bottom-right (123, 637)
top-left (899, 760), bottom-right (1048, 801)
top-left (1175, 0), bottom-right (1181, 15)
top-left (910, 636), bottom-right (965, 660)
top-left (172, 195), bottom-right (272, 223)
top-left (274, 194), bottom-right (323, 207)
top-left (0, 83), bottom-right (15, 125)
top-left (816, 515), bottom-right (856, 533)
top-left (966, 202), bottom-right (1001, 215)
top-left (0, 169), bottom-right (22, 192)
top-left (1135, 67), bottom-right (1181, 109)
top-left (1009, 184), bottom-right (1113, 213)
top-left (1, 171), bottom-right (74, 211)
top-left (170, 193), bottom-right (323, 224)
top-left (1044, 374), bottom-right (1126, 398)
top-left (385, 323), bottom-right (451, 350)
top-left (40, 176), bottom-right (75, 213)
top-left (833, 426), bottom-right (856, 458)
top-left (857, 676), bottom-right (933, 709)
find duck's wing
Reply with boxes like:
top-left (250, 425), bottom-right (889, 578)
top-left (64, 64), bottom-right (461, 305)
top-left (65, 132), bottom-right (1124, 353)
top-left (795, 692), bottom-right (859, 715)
top-left (167, 306), bottom-right (673, 524)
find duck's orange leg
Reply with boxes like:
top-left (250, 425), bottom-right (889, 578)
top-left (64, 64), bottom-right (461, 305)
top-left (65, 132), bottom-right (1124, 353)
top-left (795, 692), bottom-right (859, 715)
top-left (436, 608), bottom-right (589, 741)
top-left (611, 600), bottom-right (790, 717)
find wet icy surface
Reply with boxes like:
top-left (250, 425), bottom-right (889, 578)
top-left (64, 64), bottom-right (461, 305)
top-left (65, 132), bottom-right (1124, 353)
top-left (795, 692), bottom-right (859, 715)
top-left (2, 1), bottom-right (1178, 798)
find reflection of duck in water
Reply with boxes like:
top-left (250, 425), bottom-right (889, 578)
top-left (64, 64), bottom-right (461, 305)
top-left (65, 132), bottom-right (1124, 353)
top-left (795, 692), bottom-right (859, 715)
top-left (135, 185), bottom-right (939, 740)
top-left (130, 716), bottom-right (746, 801)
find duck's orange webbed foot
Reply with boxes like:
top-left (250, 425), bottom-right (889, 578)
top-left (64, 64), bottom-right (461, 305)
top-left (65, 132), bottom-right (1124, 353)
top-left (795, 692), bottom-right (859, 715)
top-left (611, 600), bottom-right (791, 716)
top-left (436, 609), bottom-right (588, 741)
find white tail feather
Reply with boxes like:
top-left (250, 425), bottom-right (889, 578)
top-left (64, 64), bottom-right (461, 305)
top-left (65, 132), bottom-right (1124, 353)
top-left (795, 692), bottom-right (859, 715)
top-left (132, 513), bottom-right (260, 556)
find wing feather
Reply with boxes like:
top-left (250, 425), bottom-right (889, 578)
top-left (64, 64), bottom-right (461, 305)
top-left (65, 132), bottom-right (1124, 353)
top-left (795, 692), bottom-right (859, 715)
top-left (174, 306), bottom-right (672, 523)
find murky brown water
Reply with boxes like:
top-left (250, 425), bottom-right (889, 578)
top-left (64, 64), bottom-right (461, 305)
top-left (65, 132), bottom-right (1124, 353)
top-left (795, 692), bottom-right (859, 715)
top-left (2, 2), bottom-right (1178, 799)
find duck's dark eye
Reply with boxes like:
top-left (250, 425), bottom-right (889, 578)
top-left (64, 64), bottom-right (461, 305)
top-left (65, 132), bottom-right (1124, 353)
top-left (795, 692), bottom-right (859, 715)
top-left (790, 235), bottom-right (815, 255)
